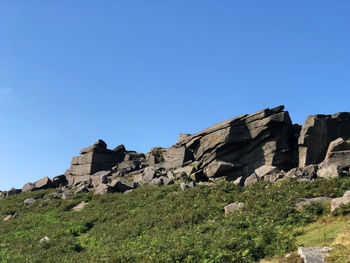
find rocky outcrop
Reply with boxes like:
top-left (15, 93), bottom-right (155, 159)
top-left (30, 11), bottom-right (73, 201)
top-left (177, 106), bottom-right (297, 181)
top-left (6, 106), bottom-right (350, 196)
top-left (65, 140), bottom-right (125, 177)
top-left (298, 113), bottom-right (350, 167)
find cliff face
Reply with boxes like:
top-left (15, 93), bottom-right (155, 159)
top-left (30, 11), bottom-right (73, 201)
top-left (7, 105), bottom-right (350, 196)
top-left (176, 105), bottom-right (297, 180)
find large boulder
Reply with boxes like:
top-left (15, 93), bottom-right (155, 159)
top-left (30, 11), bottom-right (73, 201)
top-left (22, 182), bottom-right (36, 193)
top-left (52, 175), bottom-right (67, 188)
top-left (178, 106), bottom-right (297, 181)
top-left (298, 113), bottom-right (350, 167)
top-left (298, 247), bottom-right (333, 263)
top-left (285, 164), bottom-right (318, 180)
top-left (94, 184), bottom-right (115, 195)
top-left (324, 138), bottom-right (350, 169)
top-left (147, 146), bottom-right (192, 169)
top-left (331, 190), bottom-right (350, 212)
top-left (65, 139), bottom-right (125, 177)
top-left (254, 165), bottom-right (284, 182)
top-left (317, 164), bottom-right (342, 179)
top-left (7, 188), bottom-right (21, 196)
top-left (109, 179), bottom-right (135, 193)
top-left (34, 176), bottom-right (53, 190)
top-left (224, 202), bottom-right (245, 214)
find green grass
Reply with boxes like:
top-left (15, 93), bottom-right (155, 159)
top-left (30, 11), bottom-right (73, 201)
top-left (295, 214), bottom-right (350, 262)
top-left (1, 178), bottom-right (350, 263)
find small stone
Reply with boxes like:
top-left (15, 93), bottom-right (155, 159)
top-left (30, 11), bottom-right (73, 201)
top-left (24, 198), bottom-right (36, 206)
top-left (180, 182), bottom-right (189, 191)
top-left (72, 201), bottom-right (88, 212)
top-left (3, 215), bottom-right (12, 221)
top-left (224, 202), bottom-right (245, 214)
top-left (39, 236), bottom-right (51, 243)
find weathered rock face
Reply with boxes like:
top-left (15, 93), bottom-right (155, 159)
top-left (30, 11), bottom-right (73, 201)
top-left (8, 106), bottom-right (350, 196)
top-left (178, 106), bottom-right (297, 181)
top-left (324, 138), bottom-right (350, 169)
top-left (65, 139), bottom-right (125, 177)
top-left (298, 113), bottom-right (350, 167)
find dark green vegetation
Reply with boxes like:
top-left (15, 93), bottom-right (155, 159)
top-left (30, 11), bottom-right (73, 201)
top-left (1, 178), bottom-right (350, 263)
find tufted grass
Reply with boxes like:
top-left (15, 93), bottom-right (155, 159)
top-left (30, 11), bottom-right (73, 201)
top-left (1, 177), bottom-right (350, 263)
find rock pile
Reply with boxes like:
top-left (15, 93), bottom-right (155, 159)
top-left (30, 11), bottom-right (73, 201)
top-left (8, 106), bottom-right (349, 196)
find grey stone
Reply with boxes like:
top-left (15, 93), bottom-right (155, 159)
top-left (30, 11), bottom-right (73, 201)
top-left (160, 146), bottom-right (192, 170)
top-left (296, 197), bottom-right (332, 210)
top-left (39, 236), bottom-right (51, 243)
top-left (233, 176), bottom-right (244, 186)
top-left (167, 171), bottom-right (175, 180)
top-left (3, 215), bottom-right (12, 221)
top-left (298, 112), bottom-right (350, 167)
top-left (149, 178), bottom-right (163, 186)
top-left (52, 175), bottom-right (67, 188)
top-left (224, 202), bottom-right (245, 214)
top-left (39, 199), bottom-right (51, 207)
top-left (117, 160), bottom-right (142, 174)
top-left (254, 165), bottom-right (284, 182)
top-left (94, 184), bottom-right (114, 195)
top-left (7, 188), bottom-right (21, 196)
top-left (72, 201), bottom-right (88, 212)
top-left (109, 179), bottom-right (134, 193)
top-left (35, 176), bottom-right (53, 190)
top-left (297, 246), bottom-right (333, 263)
top-left (74, 185), bottom-right (89, 194)
top-left (324, 137), bottom-right (350, 168)
top-left (113, 144), bottom-right (126, 154)
top-left (22, 183), bottom-right (36, 193)
top-left (148, 155), bottom-right (156, 166)
top-left (142, 167), bottom-right (157, 182)
top-left (173, 166), bottom-right (196, 178)
top-left (180, 182), bottom-right (189, 191)
top-left (317, 164), bottom-right (342, 179)
top-left (285, 164), bottom-right (317, 180)
top-left (179, 106), bottom-right (297, 181)
top-left (124, 152), bottom-right (145, 161)
top-left (91, 171), bottom-right (110, 188)
top-left (67, 140), bottom-right (125, 177)
top-left (24, 198), bottom-right (36, 206)
top-left (244, 173), bottom-right (258, 186)
top-left (331, 190), bottom-right (350, 212)
top-left (178, 133), bottom-right (191, 143)
top-left (163, 177), bottom-right (174, 185)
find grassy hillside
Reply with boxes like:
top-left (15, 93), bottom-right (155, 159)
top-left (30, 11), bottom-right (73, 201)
top-left (1, 178), bottom-right (350, 263)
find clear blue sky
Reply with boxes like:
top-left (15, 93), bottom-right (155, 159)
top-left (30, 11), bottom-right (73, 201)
top-left (1, 1), bottom-right (349, 190)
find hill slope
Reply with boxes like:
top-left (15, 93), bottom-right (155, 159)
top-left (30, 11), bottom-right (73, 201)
top-left (1, 178), bottom-right (350, 263)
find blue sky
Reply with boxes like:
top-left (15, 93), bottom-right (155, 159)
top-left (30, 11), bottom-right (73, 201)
top-left (1, 1), bottom-right (349, 190)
